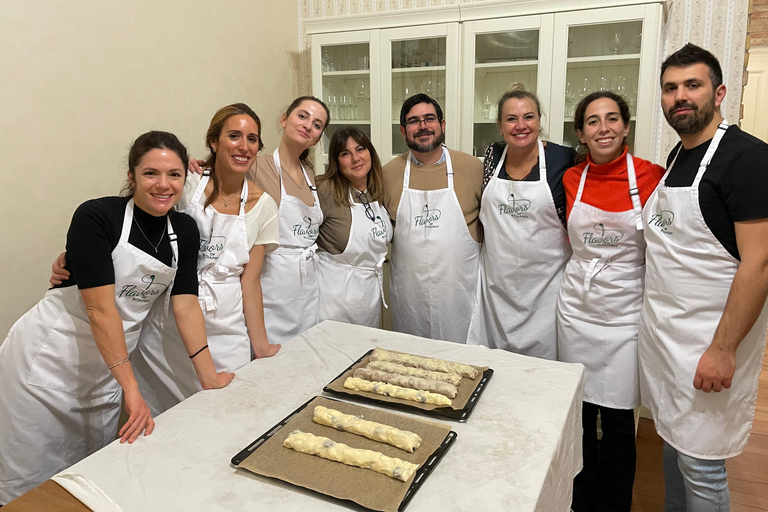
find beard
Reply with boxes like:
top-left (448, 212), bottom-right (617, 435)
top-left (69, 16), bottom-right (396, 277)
top-left (406, 128), bottom-right (446, 153)
top-left (664, 95), bottom-right (716, 135)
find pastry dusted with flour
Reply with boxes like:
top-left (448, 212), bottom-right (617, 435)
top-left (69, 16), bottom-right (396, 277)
top-left (312, 406), bottom-right (422, 452)
top-left (367, 360), bottom-right (463, 386)
top-left (370, 348), bottom-right (479, 379)
top-left (283, 430), bottom-right (419, 482)
top-left (344, 377), bottom-right (452, 407)
top-left (353, 367), bottom-right (458, 399)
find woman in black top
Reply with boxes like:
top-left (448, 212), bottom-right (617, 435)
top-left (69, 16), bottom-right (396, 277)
top-left (467, 84), bottom-right (575, 360)
top-left (0, 131), bottom-right (232, 504)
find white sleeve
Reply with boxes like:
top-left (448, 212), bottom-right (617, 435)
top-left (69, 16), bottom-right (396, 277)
top-left (178, 172), bottom-right (202, 212)
top-left (245, 191), bottom-right (280, 252)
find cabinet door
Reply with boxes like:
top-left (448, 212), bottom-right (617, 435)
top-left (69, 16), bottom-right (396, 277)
top-left (378, 23), bottom-right (460, 161)
top-left (311, 30), bottom-right (381, 171)
top-left (459, 15), bottom-right (554, 158)
top-left (550, 4), bottom-right (662, 159)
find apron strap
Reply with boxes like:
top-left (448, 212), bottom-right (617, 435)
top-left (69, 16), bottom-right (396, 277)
top-left (120, 200), bottom-right (135, 245)
top-left (693, 121), bottom-right (729, 188)
top-left (190, 170), bottom-right (211, 206)
top-left (375, 257), bottom-right (388, 309)
top-left (626, 154), bottom-right (644, 231)
top-left (300, 243), bottom-right (318, 277)
top-left (163, 216), bottom-right (178, 314)
top-left (575, 164), bottom-right (590, 204)
top-left (583, 255), bottom-right (610, 292)
top-left (537, 140), bottom-right (547, 182)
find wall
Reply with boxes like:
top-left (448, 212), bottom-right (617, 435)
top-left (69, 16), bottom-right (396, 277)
top-left (0, 0), bottom-right (300, 338)
top-left (298, 0), bottom-right (750, 165)
top-left (749, 0), bottom-right (768, 46)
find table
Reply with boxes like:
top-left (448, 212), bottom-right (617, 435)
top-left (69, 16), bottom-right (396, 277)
top-left (10, 321), bottom-right (585, 512)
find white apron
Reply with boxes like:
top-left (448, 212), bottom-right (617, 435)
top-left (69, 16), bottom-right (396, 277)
top-left (557, 154), bottom-right (645, 409)
top-left (0, 200), bottom-right (177, 504)
top-left (390, 146), bottom-right (481, 343)
top-left (638, 121), bottom-right (768, 459)
top-left (467, 141), bottom-right (571, 359)
top-left (133, 171), bottom-right (251, 415)
top-left (317, 188), bottom-right (392, 328)
top-left (260, 149), bottom-right (323, 344)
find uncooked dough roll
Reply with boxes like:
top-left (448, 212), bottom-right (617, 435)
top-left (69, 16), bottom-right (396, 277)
top-left (370, 348), bottom-right (479, 379)
top-left (283, 430), bottom-right (419, 482)
top-left (367, 361), bottom-right (462, 386)
top-left (353, 367), bottom-right (458, 399)
top-left (312, 406), bottom-right (422, 452)
top-left (344, 377), bottom-right (452, 407)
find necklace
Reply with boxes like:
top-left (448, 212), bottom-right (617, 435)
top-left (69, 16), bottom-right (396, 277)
top-left (133, 217), bottom-right (166, 253)
top-left (221, 193), bottom-right (239, 207)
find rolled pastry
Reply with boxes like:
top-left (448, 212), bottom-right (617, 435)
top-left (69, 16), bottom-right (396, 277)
top-left (312, 405), bottom-right (422, 452)
top-left (367, 360), bottom-right (462, 386)
top-left (353, 367), bottom-right (458, 399)
top-left (370, 348), bottom-right (479, 379)
top-left (283, 430), bottom-right (419, 482)
top-left (344, 377), bottom-right (452, 407)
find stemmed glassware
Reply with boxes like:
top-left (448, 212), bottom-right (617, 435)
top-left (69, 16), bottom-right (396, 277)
top-left (605, 31), bottom-right (626, 54)
top-left (354, 79), bottom-right (369, 120)
top-left (565, 81), bottom-right (575, 118)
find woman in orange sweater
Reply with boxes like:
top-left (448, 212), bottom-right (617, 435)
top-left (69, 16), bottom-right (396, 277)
top-left (556, 91), bottom-right (664, 512)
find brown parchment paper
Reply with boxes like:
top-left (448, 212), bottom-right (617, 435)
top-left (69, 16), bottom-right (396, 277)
top-left (237, 396), bottom-right (453, 512)
top-left (324, 349), bottom-right (489, 412)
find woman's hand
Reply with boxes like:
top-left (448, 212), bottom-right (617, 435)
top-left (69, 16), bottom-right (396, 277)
top-left (50, 252), bottom-right (70, 286)
top-left (200, 371), bottom-right (235, 390)
top-left (119, 387), bottom-right (155, 443)
top-left (253, 343), bottom-right (281, 359)
top-left (188, 159), bottom-right (206, 174)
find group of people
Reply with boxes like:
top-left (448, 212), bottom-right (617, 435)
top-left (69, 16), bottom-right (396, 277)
top-left (0, 42), bottom-right (766, 512)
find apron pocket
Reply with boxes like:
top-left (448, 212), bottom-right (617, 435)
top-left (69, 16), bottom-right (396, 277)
top-left (27, 314), bottom-right (119, 398)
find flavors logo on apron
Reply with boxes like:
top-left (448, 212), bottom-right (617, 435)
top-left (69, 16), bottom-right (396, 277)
top-left (648, 209), bottom-right (675, 235)
top-left (199, 235), bottom-right (227, 261)
top-left (118, 273), bottom-right (169, 303)
top-left (498, 192), bottom-right (532, 218)
top-left (414, 204), bottom-right (441, 228)
top-left (581, 222), bottom-right (624, 247)
top-left (293, 216), bottom-right (320, 240)
top-left (371, 216), bottom-right (388, 240)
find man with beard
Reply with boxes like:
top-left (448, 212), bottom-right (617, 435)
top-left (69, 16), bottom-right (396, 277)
top-left (383, 93), bottom-right (483, 343)
top-left (638, 43), bottom-right (768, 511)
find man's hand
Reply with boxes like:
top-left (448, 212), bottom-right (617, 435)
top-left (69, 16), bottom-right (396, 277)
top-left (50, 252), bottom-right (69, 286)
top-left (693, 345), bottom-right (736, 392)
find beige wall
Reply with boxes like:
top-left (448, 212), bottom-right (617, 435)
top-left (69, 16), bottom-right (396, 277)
top-left (0, 0), bottom-right (300, 338)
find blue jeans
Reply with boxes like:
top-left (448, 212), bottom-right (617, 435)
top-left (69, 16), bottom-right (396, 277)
top-left (663, 441), bottom-right (730, 512)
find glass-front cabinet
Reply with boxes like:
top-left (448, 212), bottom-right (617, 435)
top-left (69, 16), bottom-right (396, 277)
top-left (308, 0), bottom-right (665, 168)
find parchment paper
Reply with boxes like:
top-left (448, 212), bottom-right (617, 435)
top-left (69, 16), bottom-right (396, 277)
top-left (237, 396), bottom-right (453, 512)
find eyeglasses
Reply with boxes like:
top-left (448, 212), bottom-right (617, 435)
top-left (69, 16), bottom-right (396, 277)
top-left (358, 191), bottom-right (376, 222)
top-left (405, 115), bottom-right (440, 128)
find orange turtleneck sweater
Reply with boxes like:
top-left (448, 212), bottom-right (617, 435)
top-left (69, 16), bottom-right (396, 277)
top-left (563, 146), bottom-right (665, 222)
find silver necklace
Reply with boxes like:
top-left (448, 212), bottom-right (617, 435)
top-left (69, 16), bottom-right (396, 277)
top-left (133, 216), bottom-right (166, 253)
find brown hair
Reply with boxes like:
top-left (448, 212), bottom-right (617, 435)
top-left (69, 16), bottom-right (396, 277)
top-left (283, 96), bottom-right (331, 171)
top-left (121, 130), bottom-right (189, 198)
top-left (202, 103), bottom-right (263, 208)
top-left (573, 91), bottom-right (631, 164)
top-left (318, 127), bottom-right (383, 208)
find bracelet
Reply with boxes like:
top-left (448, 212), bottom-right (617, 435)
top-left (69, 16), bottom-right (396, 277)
top-left (189, 344), bottom-right (209, 359)
top-left (108, 358), bottom-right (130, 370)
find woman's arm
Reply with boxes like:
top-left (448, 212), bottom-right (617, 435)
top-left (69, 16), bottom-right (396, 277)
top-left (171, 294), bottom-right (235, 389)
top-left (241, 244), bottom-right (280, 358)
top-left (79, 285), bottom-right (153, 444)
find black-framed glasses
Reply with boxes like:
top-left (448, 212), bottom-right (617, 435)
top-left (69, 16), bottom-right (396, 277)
top-left (405, 114), bottom-right (440, 128)
top-left (358, 191), bottom-right (375, 222)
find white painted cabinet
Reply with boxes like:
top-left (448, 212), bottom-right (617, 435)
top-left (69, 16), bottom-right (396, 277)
top-left (307, 0), bottom-right (666, 165)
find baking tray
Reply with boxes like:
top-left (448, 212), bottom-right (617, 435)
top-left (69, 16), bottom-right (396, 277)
top-left (232, 396), bottom-right (457, 512)
top-left (323, 349), bottom-right (493, 422)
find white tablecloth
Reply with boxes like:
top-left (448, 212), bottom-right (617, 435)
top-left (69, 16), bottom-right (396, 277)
top-left (57, 321), bottom-right (585, 512)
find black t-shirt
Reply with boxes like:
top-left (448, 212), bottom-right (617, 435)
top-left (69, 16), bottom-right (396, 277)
top-left (482, 141), bottom-right (576, 228)
top-left (665, 125), bottom-right (768, 260)
top-left (53, 196), bottom-right (199, 295)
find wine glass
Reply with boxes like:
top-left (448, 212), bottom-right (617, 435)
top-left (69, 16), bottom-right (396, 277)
top-left (598, 76), bottom-right (609, 92)
top-left (420, 77), bottom-right (434, 96)
top-left (354, 79), bottom-right (369, 120)
top-left (612, 75), bottom-right (628, 97)
top-left (482, 91), bottom-right (492, 120)
top-left (605, 31), bottom-right (626, 55)
top-left (630, 32), bottom-right (642, 51)
top-left (565, 81), bottom-right (576, 118)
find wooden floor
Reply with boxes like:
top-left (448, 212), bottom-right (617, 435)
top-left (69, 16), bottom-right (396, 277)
top-left (632, 347), bottom-right (768, 511)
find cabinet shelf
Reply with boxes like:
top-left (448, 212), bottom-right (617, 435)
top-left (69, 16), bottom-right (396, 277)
top-left (563, 116), bottom-right (637, 123)
top-left (322, 70), bottom-right (370, 78)
top-left (475, 60), bottom-right (538, 70)
top-left (329, 120), bottom-right (371, 125)
top-left (566, 54), bottom-right (640, 69)
top-left (392, 65), bottom-right (446, 74)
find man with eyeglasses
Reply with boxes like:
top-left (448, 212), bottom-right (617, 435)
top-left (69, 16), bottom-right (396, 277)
top-left (383, 93), bottom-right (483, 343)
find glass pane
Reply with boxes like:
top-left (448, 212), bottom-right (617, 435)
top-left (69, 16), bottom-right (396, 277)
top-left (568, 21), bottom-right (643, 58)
top-left (391, 38), bottom-right (446, 69)
top-left (321, 43), bottom-right (370, 72)
top-left (321, 43), bottom-right (370, 127)
top-left (475, 30), bottom-right (539, 63)
top-left (564, 63), bottom-right (640, 119)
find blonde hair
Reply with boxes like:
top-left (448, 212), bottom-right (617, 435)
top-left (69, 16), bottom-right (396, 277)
top-left (496, 83), bottom-right (546, 137)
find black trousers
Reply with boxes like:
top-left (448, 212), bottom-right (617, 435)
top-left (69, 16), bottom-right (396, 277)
top-left (571, 402), bottom-right (636, 512)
